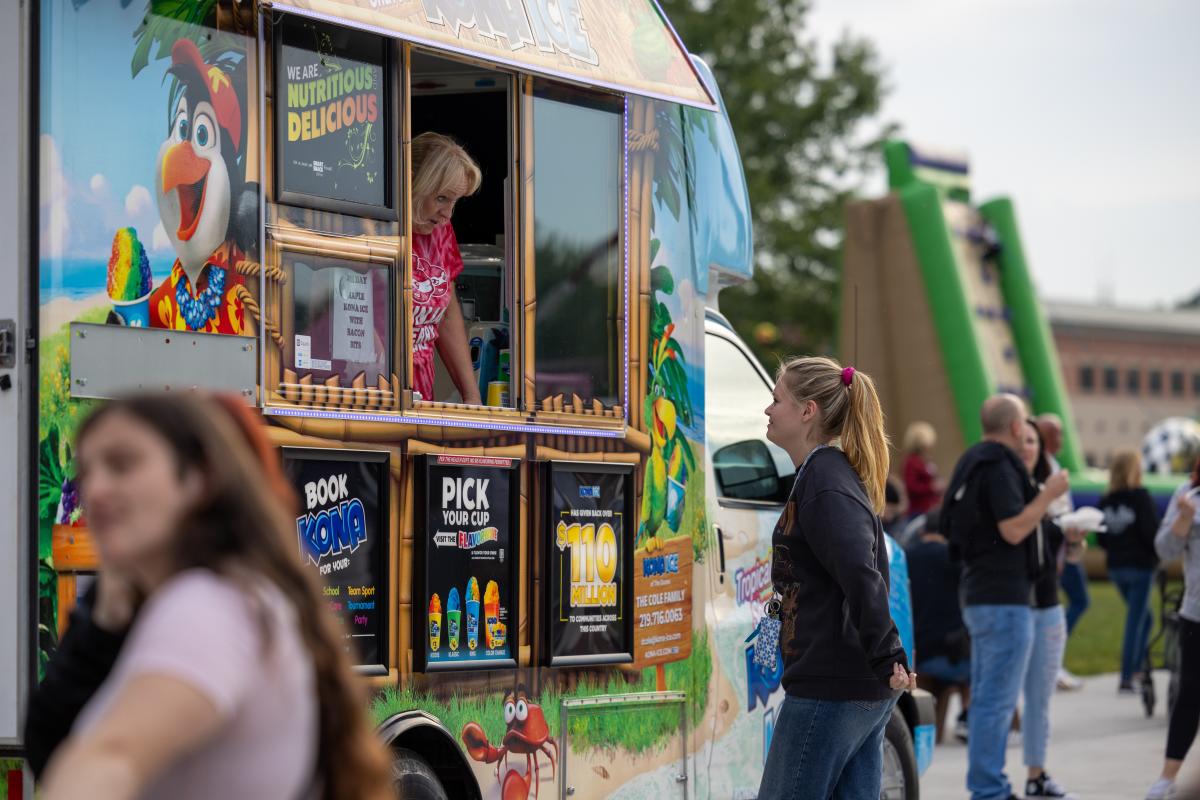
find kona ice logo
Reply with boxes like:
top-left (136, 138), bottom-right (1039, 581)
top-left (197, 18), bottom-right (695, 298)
top-left (641, 552), bottom-right (678, 577)
top-left (421, 0), bottom-right (599, 66)
top-left (296, 474), bottom-right (367, 567)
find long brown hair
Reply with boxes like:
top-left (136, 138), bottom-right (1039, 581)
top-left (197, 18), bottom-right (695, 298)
top-left (777, 356), bottom-right (890, 513)
top-left (77, 395), bottom-right (392, 800)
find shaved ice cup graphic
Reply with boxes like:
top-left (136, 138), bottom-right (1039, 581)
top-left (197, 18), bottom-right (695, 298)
top-left (107, 228), bottom-right (154, 327)
top-left (111, 294), bottom-right (151, 327)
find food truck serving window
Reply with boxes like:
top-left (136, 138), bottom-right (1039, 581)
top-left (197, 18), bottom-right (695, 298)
top-left (530, 84), bottom-right (624, 413)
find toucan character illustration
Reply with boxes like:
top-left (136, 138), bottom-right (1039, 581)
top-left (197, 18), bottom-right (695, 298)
top-left (149, 39), bottom-right (257, 334)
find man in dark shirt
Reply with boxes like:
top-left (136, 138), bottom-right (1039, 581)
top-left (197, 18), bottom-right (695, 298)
top-left (942, 394), bottom-right (1071, 800)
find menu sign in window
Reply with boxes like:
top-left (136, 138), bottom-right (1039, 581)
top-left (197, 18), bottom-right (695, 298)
top-left (416, 454), bottom-right (519, 672)
top-left (274, 14), bottom-right (395, 218)
top-left (283, 447), bottom-right (390, 674)
top-left (544, 462), bottom-right (634, 666)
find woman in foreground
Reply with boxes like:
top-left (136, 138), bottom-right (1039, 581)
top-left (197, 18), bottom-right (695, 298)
top-left (41, 394), bottom-right (393, 800)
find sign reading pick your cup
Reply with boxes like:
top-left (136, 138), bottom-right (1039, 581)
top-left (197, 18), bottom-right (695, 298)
top-left (282, 447), bottom-right (390, 674)
top-left (416, 454), bottom-right (519, 672)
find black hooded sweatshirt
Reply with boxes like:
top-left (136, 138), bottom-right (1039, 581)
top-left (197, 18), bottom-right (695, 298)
top-left (1098, 487), bottom-right (1161, 570)
top-left (771, 447), bottom-right (907, 701)
top-left (940, 440), bottom-right (1039, 606)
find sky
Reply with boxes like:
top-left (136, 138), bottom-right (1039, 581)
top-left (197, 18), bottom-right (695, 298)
top-left (807, 0), bottom-right (1200, 309)
top-left (40, 0), bottom-right (182, 267)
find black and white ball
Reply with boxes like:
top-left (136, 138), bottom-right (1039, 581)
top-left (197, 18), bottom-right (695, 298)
top-left (1141, 417), bottom-right (1200, 475)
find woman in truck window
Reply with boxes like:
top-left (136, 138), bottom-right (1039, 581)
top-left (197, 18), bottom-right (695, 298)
top-left (410, 132), bottom-right (483, 405)
top-left (758, 357), bottom-right (916, 800)
top-left (40, 395), bottom-right (392, 800)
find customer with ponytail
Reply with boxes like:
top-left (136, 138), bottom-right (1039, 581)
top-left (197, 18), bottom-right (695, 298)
top-left (757, 357), bottom-right (915, 800)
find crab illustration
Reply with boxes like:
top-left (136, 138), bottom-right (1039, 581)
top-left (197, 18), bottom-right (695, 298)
top-left (461, 688), bottom-right (559, 800)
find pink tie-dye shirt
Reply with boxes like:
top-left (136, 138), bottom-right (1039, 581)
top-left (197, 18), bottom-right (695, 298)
top-left (411, 224), bottom-right (464, 401)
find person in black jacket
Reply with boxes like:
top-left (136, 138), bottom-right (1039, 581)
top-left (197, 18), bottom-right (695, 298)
top-left (906, 508), bottom-right (971, 739)
top-left (24, 578), bottom-right (133, 778)
top-left (1098, 448), bottom-right (1161, 693)
top-left (942, 394), bottom-right (1071, 800)
top-left (757, 357), bottom-right (915, 800)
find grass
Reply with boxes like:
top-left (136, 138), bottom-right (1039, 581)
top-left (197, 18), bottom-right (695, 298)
top-left (371, 629), bottom-right (712, 757)
top-left (1062, 579), bottom-right (1180, 676)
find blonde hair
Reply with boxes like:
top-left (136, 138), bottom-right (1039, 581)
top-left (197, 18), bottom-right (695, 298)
top-left (1108, 448), bottom-right (1143, 493)
top-left (777, 356), bottom-right (890, 513)
top-left (411, 132), bottom-right (482, 205)
top-left (903, 421), bottom-right (936, 455)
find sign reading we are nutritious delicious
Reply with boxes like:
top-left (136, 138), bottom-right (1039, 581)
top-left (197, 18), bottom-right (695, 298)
top-left (275, 14), bottom-right (393, 217)
top-left (417, 455), bottom-right (519, 672)
top-left (544, 462), bottom-right (634, 666)
top-left (283, 448), bottom-right (390, 674)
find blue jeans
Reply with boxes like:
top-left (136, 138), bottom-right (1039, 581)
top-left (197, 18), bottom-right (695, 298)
top-left (1023, 605), bottom-right (1067, 768)
top-left (1060, 562), bottom-right (1090, 635)
top-left (758, 694), bottom-right (899, 800)
top-left (918, 654), bottom-right (971, 685)
top-left (1109, 566), bottom-right (1154, 683)
top-left (964, 604), bottom-right (1035, 800)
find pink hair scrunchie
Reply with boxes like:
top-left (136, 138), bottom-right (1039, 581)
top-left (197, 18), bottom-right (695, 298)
top-left (841, 366), bottom-right (856, 387)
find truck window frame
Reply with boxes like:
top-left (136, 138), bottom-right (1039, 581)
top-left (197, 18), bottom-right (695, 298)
top-left (706, 327), bottom-right (793, 510)
top-left (260, 21), bottom-right (631, 436)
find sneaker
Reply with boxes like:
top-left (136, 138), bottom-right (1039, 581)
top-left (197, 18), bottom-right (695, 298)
top-left (1145, 777), bottom-right (1174, 800)
top-left (1118, 680), bottom-right (1137, 695)
top-left (1026, 772), bottom-right (1077, 798)
top-left (954, 713), bottom-right (968, 743)
top-left (1057, 668), bottom-right (1083, 691)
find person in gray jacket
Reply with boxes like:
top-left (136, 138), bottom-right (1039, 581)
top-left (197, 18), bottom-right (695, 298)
top-left (1145, 457), bottom-right (1200, 800)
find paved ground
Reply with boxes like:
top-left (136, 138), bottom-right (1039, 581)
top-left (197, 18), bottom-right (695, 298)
top-left (921, 672), bottom-right (1168, 799)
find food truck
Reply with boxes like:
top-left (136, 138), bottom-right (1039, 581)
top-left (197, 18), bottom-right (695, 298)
top-left (0, 0), bottom-right (934, 797)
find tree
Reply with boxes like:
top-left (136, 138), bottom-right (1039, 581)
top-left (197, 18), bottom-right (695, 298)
top-left (659, 0), bottom-right (891, 365)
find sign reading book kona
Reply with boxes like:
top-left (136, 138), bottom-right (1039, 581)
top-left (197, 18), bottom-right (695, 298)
top-left (283, 447), bottom-right (391, 674)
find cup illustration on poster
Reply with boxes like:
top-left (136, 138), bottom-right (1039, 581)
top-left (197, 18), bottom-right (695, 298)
top-left (282, 448), bottom-right (390, 674)
top-left (274, 14), bottom-right (396, 219)
top-left (544, 462), bottom-right (634, 666)
top-left (417, 455), bottom-right (519, 671)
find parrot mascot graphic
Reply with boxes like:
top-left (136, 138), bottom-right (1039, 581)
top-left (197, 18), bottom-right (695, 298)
top-left (107, 39), bottom-right (258, 335)
top-left (149, 39), bottom-right (258, 334)
top-left (638, 322), bottom-right (696, 553)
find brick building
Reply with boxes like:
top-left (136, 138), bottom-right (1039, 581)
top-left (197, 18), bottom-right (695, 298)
top-left (1047, 300), bottom-right (1200, 467)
